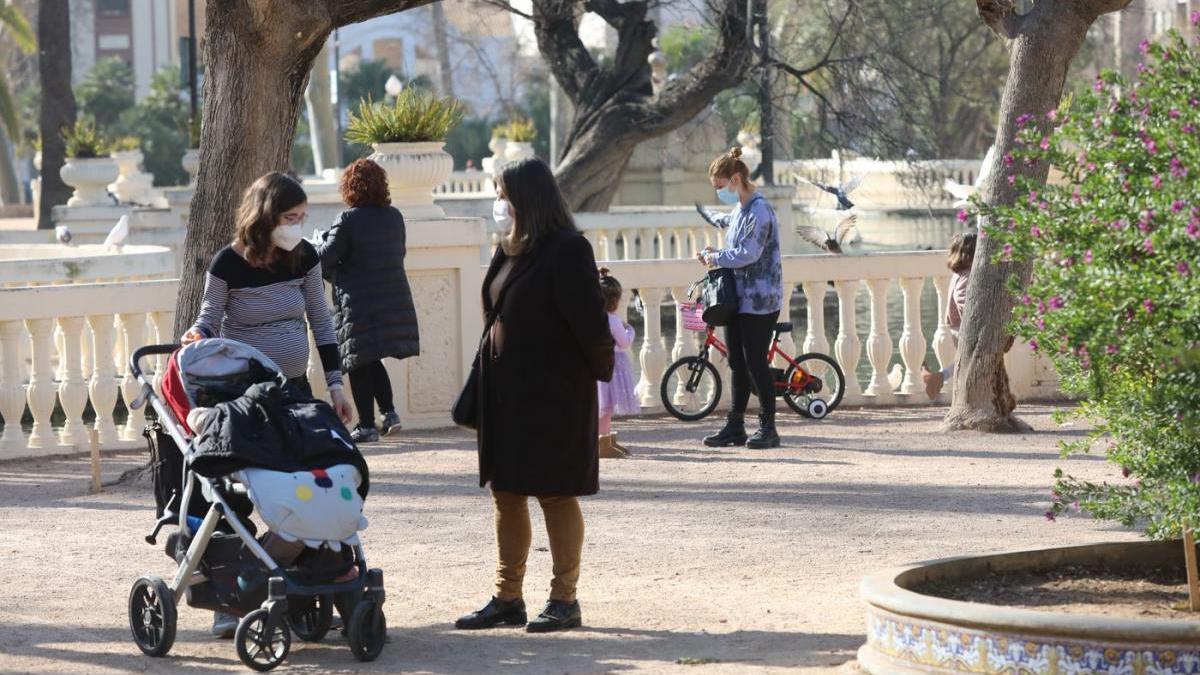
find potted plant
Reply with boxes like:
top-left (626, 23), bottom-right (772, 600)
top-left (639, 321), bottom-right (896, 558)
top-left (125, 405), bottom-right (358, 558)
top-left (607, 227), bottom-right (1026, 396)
top-left (59, 119), bottom-right (118, 207)
top-left (502, 118), bottom-right (537, 163)
top-left (483, 124), bottom-right (509, 175)
top-left (181, 117), bottom-right (200, 186)
top-left (345, 90), bottom-right (463, 219)
top-left (109, 136), bottom-right (152, 204)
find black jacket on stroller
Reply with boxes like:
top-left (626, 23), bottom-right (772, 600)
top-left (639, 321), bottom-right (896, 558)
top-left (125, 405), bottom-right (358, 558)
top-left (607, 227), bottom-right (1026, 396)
top-left (191, 381), bottom-right (370, 498)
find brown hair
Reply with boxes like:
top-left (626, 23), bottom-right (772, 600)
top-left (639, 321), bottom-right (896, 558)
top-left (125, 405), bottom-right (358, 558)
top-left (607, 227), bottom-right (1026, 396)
top-left (708, 147), bottom-right (754, 189)
top-left (340, 158), bottom-right (391, 208)
top-left (598, 267), bottom-right (622, 312)
top-left (496, 157), bottom-right (577, 255)
top-left (947, 231), bottom-right (977, 274)
top-left (234, 172), bottom-right (308, 270)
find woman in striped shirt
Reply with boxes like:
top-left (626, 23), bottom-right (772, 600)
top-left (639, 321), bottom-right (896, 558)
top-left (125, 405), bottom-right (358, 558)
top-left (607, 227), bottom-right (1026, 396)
top-left (182, 172), bottom-right (353, 427)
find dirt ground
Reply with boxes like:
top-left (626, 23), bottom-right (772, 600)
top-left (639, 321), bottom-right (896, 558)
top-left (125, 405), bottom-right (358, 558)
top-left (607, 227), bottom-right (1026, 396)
top-left (0, 405), bottom-right (1137, 674)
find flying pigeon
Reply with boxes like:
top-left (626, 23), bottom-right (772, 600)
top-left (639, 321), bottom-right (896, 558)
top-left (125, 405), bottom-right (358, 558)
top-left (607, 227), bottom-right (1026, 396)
top-left (796, 215), bottom-right (858, 254)
top-left (55, 225), bottom-right (72, 245)
top-left (943, 145), bottom-right (997, 208)
top-left (104, 214), bottom-right (130, 251)
top-left (798, 174), bottom-right (863, 210)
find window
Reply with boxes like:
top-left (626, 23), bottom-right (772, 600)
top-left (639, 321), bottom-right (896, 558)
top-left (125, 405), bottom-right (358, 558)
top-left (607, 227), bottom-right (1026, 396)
top-left (98, 0), bottom-right (130, 17)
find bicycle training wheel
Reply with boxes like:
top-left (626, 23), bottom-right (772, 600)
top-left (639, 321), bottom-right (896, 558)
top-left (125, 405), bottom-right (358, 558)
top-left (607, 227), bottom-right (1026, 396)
top-left (782, 353), bottom-right (845, 418)
top-left (660, 356), bottom-right (722, 421)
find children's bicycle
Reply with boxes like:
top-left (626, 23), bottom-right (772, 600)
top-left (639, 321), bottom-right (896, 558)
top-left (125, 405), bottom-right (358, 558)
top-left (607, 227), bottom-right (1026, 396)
top-left (660, 304), bottom-right (846, 422)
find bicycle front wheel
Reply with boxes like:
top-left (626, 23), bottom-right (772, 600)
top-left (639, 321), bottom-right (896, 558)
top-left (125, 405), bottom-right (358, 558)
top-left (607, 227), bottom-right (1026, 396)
top-left (660, 356), bottom-right (722, 421)
top-left (783, 353), bottom-right (846, 418)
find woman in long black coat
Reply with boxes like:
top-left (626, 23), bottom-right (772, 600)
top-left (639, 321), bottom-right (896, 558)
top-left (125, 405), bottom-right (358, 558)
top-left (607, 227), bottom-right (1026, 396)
top-left (314, 158), bottom-right (420, 443)
top-left (454, 158), bottom-right (614, 634)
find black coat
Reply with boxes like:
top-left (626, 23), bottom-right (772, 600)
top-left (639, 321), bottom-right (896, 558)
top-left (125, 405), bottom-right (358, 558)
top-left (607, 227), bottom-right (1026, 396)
top-left (315, 206), bottom-right (419, 372)
top-left (477, 230), bottom-right (614, 496)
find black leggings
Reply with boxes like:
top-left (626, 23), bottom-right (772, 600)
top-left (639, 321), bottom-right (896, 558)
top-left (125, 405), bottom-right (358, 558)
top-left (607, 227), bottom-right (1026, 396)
top-left (348, 360), bottom-right (395, 428)
top-left (725, 311), bottom-right (780, 417)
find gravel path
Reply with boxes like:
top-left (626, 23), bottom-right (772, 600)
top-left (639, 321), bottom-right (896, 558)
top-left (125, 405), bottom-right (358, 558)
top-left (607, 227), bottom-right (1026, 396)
top-left (0, 404), bottom-right (1135, 674)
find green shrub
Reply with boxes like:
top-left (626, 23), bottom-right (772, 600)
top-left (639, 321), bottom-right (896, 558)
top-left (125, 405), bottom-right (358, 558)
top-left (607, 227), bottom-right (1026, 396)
top-left (61, 119), bottom-right (109, 158)
top-left (111, 135), bottom-right (141, 152)
top-left (344, 90), bottom-right (463, 145)
top-left (503, 118), bottom-right (537, 143)
top-left (980, 28), bottom-right (1200, 537)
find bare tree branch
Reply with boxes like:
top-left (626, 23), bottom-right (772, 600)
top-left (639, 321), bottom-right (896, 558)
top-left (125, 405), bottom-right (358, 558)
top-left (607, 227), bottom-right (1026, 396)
top-left (975, 0), bottom-right (1023, 39)
top-left (330, 0), bottom-right (436, 28)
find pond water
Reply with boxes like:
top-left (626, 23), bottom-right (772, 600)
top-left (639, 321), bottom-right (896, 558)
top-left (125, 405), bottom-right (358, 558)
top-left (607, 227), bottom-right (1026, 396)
top-left (625, 209), bottom-right (965, 392)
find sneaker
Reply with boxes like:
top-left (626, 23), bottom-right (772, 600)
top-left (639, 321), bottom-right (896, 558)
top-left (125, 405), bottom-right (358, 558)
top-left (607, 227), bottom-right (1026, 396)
top-left (351, 426), bottom-right (380, 443)
top-left (211, 611), bottom-right (237, 639)
top-left (380, 411), bottom-right (402, 436)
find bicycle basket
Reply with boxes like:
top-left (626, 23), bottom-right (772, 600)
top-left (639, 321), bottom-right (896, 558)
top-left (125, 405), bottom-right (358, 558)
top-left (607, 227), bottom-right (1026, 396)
top-left (678, 302), bottom-right (708, 332)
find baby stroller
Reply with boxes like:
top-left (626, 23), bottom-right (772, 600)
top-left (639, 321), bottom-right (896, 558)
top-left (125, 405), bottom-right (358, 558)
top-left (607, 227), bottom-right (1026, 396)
top-left (126, 338), bottom-right (386, 671)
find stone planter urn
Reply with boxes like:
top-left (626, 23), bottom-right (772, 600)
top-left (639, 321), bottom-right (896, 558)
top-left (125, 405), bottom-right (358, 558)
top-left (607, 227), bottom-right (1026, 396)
top-left (60, 157), bottom-right (120, 207)
top-left (181, 148), bottom-right (200, 186)
top-left (503, 141), bottom-right (535, 164)
top-left (369, 141), bottom-right (454, 220)
top-left (109, 150), bottom-right (153, 204)
top-left (483, 136), bottom-right (508, 176)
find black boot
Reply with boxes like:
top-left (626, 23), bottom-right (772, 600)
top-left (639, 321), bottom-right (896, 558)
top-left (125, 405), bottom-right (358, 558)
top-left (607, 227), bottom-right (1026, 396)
top-left (746, 411), bottom-right (780, 449)
top-left (703, 413), bottom-right (748, 447)
top-left (454, 597), bottom-right (527, 629)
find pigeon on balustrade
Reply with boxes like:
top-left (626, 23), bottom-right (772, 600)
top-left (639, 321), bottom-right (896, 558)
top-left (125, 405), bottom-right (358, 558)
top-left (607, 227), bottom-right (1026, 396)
top-left (55, 225), bottom-right (72, 245)
top-left (104, 214), bottom-right (130, 251)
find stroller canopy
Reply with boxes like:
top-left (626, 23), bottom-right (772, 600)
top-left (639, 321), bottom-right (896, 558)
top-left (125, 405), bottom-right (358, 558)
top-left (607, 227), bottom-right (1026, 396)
top-left (163, 338), bottom-right (284, 434)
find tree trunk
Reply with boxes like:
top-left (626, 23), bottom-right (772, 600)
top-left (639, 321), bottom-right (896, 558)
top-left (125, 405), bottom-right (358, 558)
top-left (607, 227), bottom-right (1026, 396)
top-left (36, 0), bottom-right (74, 229)
top-left (305, 42), bottom-right (338, 175)
top-left (430, 1), bottom-right (455, 98)
top-left (172, 0), bottom-right (432, 340)
top-left (0, 130), bottom-right (21, 205)
top-left (944, 0), bottom-right (1131, 432)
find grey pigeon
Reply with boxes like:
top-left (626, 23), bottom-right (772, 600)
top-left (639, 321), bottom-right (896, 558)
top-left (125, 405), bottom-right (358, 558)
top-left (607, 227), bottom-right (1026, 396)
top-left (55, 225), bottom-right (72, 244)
top-left (798, 175), bottom-right (864, 210)
top-left (796, 215), bottom-right (858, 254)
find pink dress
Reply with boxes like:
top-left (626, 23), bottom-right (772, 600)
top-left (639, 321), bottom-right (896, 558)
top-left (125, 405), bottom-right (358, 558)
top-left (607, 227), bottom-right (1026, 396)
top-left (598, 312), bottom-right (640, 416)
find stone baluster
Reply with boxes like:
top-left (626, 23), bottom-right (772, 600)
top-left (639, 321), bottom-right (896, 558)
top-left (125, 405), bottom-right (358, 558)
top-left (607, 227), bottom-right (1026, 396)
top-left (931, 276), bottom-right (956, 375)
top-left (118, 312), bottom-right (148, 441)
top-left (634, 289), bottom-right (668, 408)
top-left (621, 230), bottom-right (637, 260)
top-left (801, 281), bottom-right (830, 355)
top-left (656, 229), bottom-right (669, 259)
top-left (88, 314), bottom-right (120, 444)
top-left (834, 281), bottom-right (863, 404)
top-left (0, 321), bottom-right (27, 457)
top-left (23, 318), bottom-right (58, 451)
top-left (81, 321), bottom-right (95, 382)
top-left (863, 279), bottom-right (895, 402)
top-left (775, 285), bottom-right (797, 367)
top-left (598, 230), bottom-right (614, 261)
top-left (56, 317), bottom-right (90, 448)
top-left (898, 278), bottom-right (928, 397)
top-left (150, 311), bottom-right (174, 395)
top-left (668, 287), bottom-right (699, 405)
top-left (54, 324), bottom-right (66, 381)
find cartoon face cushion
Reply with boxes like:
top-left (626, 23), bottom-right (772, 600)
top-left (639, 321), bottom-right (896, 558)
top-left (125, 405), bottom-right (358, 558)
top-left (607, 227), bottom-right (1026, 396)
top-left (237, 464), bottom-right (368, 551)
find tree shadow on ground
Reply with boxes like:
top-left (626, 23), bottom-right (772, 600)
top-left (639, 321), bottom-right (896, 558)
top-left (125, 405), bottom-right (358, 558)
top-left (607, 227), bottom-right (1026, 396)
top-left (0, 621), bottom-right (861, 673)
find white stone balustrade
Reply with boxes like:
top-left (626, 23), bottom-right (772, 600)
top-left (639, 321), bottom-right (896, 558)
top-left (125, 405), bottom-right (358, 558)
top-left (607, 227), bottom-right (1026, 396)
top-left (433, 171), bottom-right (495, 195)
top-left (776, 158), bottom-right (982, 209)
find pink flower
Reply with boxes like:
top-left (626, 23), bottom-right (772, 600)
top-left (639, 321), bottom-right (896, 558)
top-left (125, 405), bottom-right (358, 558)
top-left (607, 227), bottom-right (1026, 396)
top-left (1083, 249), bottom-right (1093, 263)
top-left (1002, 243), bottom-right (1014, 258)
top-left (1029, 339), bottom-right (1039, 352)
top-left (1139, 39), bottom-right (1150, 56)
top-left (1170, 108), bottom-right (1181, 119)
top-left (1143, 299), bottom-right (1155, 314)
top-left (1178, 261), bottom-right (1191, 276)
top-left (1045, 511), bottom-right (1056, 522)
top-left (1016, 113), bottom-right (1034, 127)
top-left (1039, 136), bottom-right (1050, 151)
top-left (1072, 191), bottom-right (1082, 204)
top-left (1093, 78), bottom-right (1104, 92)
top-left (1002, 153), bottom-right (1014, 167)
top-left (1021, 294), bottom-right (1032, 305)
top-left (1007, 175), bottom-right (1016, 186)
top-left (1049, 296), bottom-right (1064, 310)
top-left (1144, 138), bottom-right (1159, 154)
top-left (1151, 174), bottom-right (1162, 189)
top-left (1188, 220), bottom-right (1200, 238)
top-left (1191, 9), bottom-right (1200, 25)
top-left (1106, 344), bottom-right (1118, 355)
top-left (1110, 219), bottom-right (1127, 230)
top-left (1172, 199), bottom-right (1186, 212)
top-left (1086, 162), bottom-right (1096, 173)
top-left (1170, 158), bottom-right (1187, 180)
top-left (1030, 225), bottom-right (1042, 238)
top-left (1046, 109), bottom-right (1058, 122)
top-left (1185, 124), bottom-right (1197, 135)
top-left (1142, 238), bottom-right (1155, 254)
top-left (957, 210), bottom-right (969, 223)
top-left (1028, 190), bottom-right (1038, 204)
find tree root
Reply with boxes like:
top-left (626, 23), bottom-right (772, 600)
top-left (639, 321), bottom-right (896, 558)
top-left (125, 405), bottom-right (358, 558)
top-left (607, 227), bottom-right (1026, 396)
top-left (942, 408), bottom-right (1034, 433)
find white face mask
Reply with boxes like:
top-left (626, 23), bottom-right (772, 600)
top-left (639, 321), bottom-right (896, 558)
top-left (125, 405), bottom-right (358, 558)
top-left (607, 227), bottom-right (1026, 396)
top-left (271, 224), bottom-right (304, 251)
top-left (492, 198), bottom-right (513, 231)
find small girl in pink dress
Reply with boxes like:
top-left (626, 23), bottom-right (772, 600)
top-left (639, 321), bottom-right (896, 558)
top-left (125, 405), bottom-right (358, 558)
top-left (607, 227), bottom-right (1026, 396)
top-left (597, 268), bottom-right (639, 457)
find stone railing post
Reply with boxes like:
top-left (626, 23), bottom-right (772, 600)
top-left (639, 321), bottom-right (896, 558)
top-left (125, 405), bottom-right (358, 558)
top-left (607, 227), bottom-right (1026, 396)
top-left (864, 279), bottom-right (895, 402)
top-left (118, 312), bottom-right (148, 441)
top-left (57, 316), bottom-right (90, 448)
top-left (834, 280), bottom-right (863, 404)
top-left (932, 276), bottom-right (956, 377)
top-left (801, 281), bottom-right (830, 355)
top-left (0, 321), bottom-right (26, 457)
top-left (635, 289), bottom-right (668, 409)
top-left (88, 314), bottom-right (120, 444)
top-left (898, 278), bottom-right (928, 397)
top-left (24, 318), bottom-right (57, 451)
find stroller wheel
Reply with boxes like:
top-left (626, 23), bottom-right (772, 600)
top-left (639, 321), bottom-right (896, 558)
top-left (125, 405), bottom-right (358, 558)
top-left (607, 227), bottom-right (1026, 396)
top-left (288, 594), bottom-right (333, 642)
top-left (347, 599), bottom-right (387, 662)
top-left (236, 608), bottom-right (291, 672)
top-left (128, 575), bottom-right (176, 657)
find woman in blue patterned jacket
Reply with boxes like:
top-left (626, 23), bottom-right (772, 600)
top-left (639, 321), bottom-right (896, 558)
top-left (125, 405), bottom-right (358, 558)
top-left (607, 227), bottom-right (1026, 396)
top-left (696, 147), bottom-right (784, 449)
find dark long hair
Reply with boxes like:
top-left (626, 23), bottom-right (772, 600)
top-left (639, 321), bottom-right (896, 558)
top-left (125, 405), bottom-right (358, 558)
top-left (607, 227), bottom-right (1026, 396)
top-left (495, 158), bottom-right (577, 254)
top-left (235, 172), bottom-right (308, 270)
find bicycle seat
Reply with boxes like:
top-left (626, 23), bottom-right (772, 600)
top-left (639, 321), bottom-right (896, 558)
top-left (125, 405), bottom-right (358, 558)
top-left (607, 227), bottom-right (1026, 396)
top-left (774, 322), bottom-right (793, 334)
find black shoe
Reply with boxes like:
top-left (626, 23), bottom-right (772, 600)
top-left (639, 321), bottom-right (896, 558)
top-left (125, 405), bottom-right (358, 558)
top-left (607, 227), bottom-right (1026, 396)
top-left (454, 597), bottom-right (527, 630)
top-left (746, 412), bottom-right (781, 449)
top-left (526, 600), bottom-right (582, 633)
top-left (380, 411), bottom-right (402, 436)
top-left (703, 413), bottom-right (748, 447)
top-left (351, 426), bottom-right (379, 443)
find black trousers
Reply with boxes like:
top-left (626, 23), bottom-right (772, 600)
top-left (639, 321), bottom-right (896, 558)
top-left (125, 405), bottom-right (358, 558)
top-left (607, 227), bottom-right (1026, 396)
top-left (724, 311), bottom-right (779, 417)
top-left (348, 360), bottom-right (395, 428)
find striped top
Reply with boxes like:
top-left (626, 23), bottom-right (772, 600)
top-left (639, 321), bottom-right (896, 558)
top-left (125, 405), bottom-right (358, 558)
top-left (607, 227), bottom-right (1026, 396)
top-left (190, 242), bottom-right (342, 387)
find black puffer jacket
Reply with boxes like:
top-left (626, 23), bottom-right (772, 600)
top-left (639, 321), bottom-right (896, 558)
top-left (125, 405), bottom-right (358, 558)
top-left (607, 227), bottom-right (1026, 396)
top-left (314, 206), bottom-right (419, 372)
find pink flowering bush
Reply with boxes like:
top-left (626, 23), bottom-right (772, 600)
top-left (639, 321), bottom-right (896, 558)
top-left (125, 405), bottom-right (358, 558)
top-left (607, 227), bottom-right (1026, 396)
top-left (980, 30), bottom-right (1200, 537)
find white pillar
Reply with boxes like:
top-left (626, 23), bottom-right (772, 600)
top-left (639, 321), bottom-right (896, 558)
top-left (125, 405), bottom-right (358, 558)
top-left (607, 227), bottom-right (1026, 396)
top-left (57, 317), bottom-right (90, 448)
top-left (635, 289), bottom-right (667, 409)
top-left (863, 279), bottom-right (895, 402)
top-left (88, 314), bottom-right (120, 445)
top-left (24, 319), bottom-right (58, 451)
top-left (898, 278), bottom-right (928, 397)
top-left (801, 281), bottom-right (830, 355)
top-left (0, 321), bottom-right (27, 457)
top-left (118, 313), bottom-right (149, 441)
top-left (834, 280), bottom-right (863, 404)
top-left (932, 276), bottom-right (956, 374)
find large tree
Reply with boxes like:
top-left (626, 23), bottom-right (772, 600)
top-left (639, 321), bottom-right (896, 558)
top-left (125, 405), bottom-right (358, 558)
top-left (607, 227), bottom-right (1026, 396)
top-left (173, 0), bottom-right (432, 339)
top-left (0, 0), bottom-right (35, 206)
top-left (944, 0), bottom-right (1131, 432)
top-left (526, 0), bottom-right (755, 211)
top-left (35, 0), bottom-right (72, 228)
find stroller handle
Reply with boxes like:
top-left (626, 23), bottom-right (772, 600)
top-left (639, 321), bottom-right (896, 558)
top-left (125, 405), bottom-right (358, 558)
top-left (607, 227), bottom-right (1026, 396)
top-left (128, 344), bottom-right (178, 410)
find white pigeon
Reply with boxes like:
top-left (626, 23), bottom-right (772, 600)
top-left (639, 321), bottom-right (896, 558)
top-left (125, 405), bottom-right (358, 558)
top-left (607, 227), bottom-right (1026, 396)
top-left (55, 225), bottom-right (72, 245)
top-left (887, 363), bottom-right (904, 391)
top-left (944, 145), bottom-right (997, 208)
top-left (104, 214), bottom-right (130, 251)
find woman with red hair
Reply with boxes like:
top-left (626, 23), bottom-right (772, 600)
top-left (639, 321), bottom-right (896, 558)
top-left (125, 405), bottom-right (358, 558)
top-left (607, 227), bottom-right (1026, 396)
top-left (314, 158), bottom-right (420, 442)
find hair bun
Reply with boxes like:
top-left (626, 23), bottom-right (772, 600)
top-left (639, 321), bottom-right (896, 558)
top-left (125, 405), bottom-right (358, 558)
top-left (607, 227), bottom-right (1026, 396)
top-left (598, 266), bottom-right (611, 277)
top-left (730, 147), bottom-right (743, 160)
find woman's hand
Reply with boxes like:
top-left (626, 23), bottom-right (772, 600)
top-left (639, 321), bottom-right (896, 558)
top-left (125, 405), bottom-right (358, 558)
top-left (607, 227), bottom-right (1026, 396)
top-left (696, 246), bottom-right (718, 268)
top-left (329, 387), bottom-right (353, 425)
top-left (181, 328), bottom-right (203, 345)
